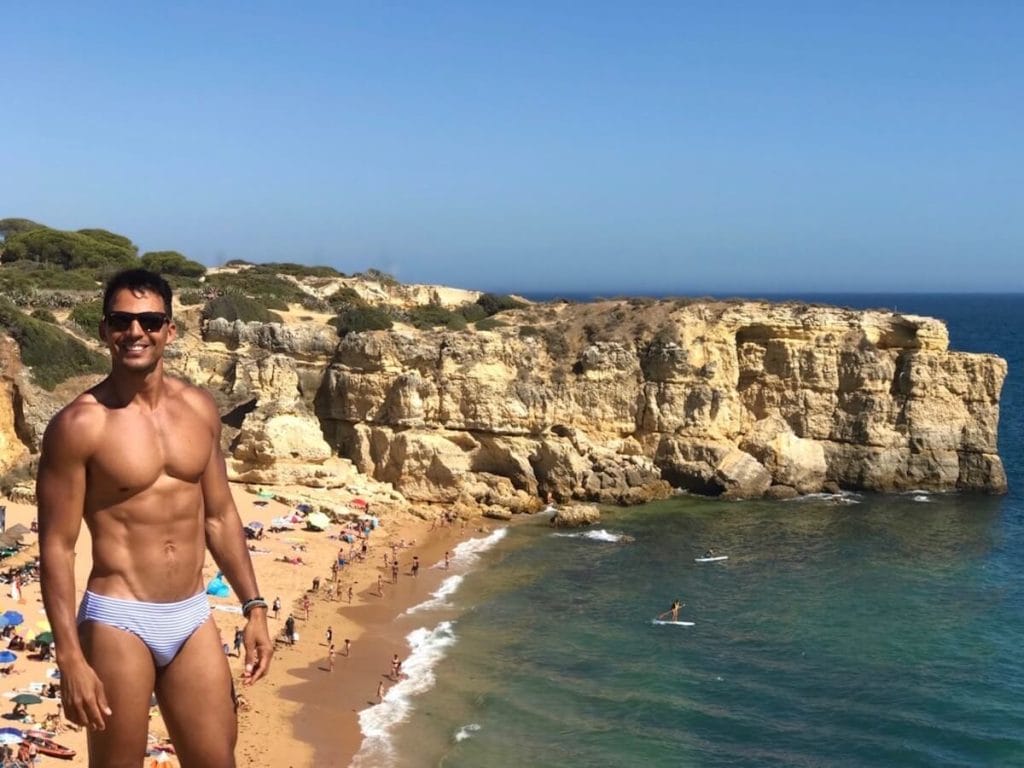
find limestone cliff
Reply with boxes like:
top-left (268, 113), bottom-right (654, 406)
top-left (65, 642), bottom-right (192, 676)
top-left (0, 292), bottom-right (1008, 510)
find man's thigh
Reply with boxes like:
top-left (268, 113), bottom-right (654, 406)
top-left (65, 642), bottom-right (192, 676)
top-left (156, 617), bottom-right (237, 768)
top-left (79, 621), bottom-right (157, 767)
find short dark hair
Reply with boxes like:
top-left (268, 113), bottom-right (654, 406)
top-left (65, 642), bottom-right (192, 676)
top-left (102, 269), bottom-right (173, 318)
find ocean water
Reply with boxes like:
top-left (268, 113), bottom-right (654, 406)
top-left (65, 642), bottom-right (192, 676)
top-left (353, 294), bottom-right (1024, 768)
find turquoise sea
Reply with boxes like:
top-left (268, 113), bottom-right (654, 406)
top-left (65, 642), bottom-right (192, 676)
top-left (354, 294), bottom-right (1024, 768)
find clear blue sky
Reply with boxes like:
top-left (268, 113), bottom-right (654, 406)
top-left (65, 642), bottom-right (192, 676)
top-left (2, 1), bottom-right (1021, 294)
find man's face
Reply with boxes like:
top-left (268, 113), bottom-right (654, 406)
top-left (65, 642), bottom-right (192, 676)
top-left (100, 287), bottom-right (176, 371)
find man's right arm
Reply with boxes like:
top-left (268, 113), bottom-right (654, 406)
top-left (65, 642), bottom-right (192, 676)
top-left (37, 403), bottom-right (112, 730)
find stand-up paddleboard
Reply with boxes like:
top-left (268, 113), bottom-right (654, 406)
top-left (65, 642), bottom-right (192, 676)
top-left (695, 555), bottom-right (728, 562)
top-left (651, 619), bottom-right (695, 626)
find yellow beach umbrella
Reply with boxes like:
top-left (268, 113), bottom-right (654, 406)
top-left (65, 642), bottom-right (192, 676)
top-left (36, 620), bottom-right (51, 631)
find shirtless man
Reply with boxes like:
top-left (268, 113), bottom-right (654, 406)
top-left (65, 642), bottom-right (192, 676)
top-left (37, 269), bottom-right (273, 767)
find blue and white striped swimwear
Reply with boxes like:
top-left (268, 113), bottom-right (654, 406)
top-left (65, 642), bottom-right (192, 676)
top-left (77, 590), bottom-right (211, 667)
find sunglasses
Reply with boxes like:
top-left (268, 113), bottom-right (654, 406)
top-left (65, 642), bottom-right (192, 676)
top-left (104, 311), bottom-right (170, 333)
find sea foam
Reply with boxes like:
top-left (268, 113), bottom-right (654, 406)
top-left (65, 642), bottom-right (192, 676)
top-left (552, 528), bottom-right (624, 542)
top-left (454, 723), bottom-right (481, 742)
top-left (352, 621), bottom-right (459, 767)
top-left (403, 574), bottom-right (465, 615)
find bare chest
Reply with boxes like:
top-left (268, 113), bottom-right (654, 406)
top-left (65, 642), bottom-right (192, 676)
top-left (88, 405), bottom-right (212, 494)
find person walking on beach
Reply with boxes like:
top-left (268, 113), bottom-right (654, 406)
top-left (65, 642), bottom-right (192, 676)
top-left (326, 626), bottom-right (333, 646)
top-left (411, 556), bottom-right (420, 577)
top-left (391, 560), bottom-right (400, 583)
top-left (285, 614), bottom-right (296, 644)
top-left (377, 574), bottom-right (383, 596)
top-left (347, 585), bottom-right (354, 603)
top-left (344, 638), bottom-right (351, 657)
top-left (233, 626), bottom-right (244, 657)
top-left (444, 551), bottom-right (451, 570)
top-left (328, 643), bottom-right (335, 672)
top-left (658, 600), bottom-right (684, 622)
top-left (272, 596), bottom-right (281, 619)
top-left (376, 680), bottom-right (385, 703)
top-left (37, 268), bottom-right (273, 767)
top-left (302, 594), bottom-right (311, 620)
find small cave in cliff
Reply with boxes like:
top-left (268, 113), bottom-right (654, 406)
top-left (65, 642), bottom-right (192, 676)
top-left (222, 398), bottom-right (258, 429)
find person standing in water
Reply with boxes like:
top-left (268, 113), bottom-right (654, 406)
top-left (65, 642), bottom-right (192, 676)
top-left (658, 600), bottom-right (683, 621)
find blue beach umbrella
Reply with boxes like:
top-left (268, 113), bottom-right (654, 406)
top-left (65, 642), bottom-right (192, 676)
top-left (1, 611), bottom-right (24, 626)
top-left (0, 616), bottom-right (10, 628)
top-left (0, 650), bottom-right (17, 664)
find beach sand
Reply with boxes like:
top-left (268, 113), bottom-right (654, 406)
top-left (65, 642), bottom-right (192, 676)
top-left (0, 486), bottom-right (479, 767)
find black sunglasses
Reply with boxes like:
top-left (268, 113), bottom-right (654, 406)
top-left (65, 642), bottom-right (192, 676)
top-left (104, 311), bottom-right (170, 333)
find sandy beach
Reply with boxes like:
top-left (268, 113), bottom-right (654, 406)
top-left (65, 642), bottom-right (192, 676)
top-left (0, 486), bottom-right (480, 767)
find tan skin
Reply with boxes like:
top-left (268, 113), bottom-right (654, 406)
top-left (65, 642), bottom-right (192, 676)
top-left (37, 286), bottom-right (273, 768)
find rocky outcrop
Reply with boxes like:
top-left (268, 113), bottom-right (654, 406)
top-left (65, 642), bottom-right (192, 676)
top-left (551, 503), bottom-right (601, 528)
top-left (315, 300), bottom-right (1006, 501)
top-left (0, 292), bottom-right (1008, 511)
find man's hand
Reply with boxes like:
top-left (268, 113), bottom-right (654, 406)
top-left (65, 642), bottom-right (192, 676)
top-left (59, 659), bottom-right (112, 730)
top-left (241, 610), bottom-right (273, 684)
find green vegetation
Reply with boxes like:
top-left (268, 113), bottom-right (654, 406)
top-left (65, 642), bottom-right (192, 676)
top-left (475, 316), bottom-right (506, 331)
top-left (70, 300), bottom-right (105, 339)
top-left (30, 308), bottom-right (57, 323)
top-left (203, 295), bottom-right (284, 324)
top-left (333, 305), bottom-right (393, 335)
top-left (0, 218), bottom-right (46, 239)
top-left (456, 302), bottom-right (488, 323)
top-left (0, 297), bottom-right (108, 390)
top-left (406, 304), bottom-right (458, 329)
top-left (140, 251), bottom-right (207, 277)
top-left (204, 269), bottom-right (308, 306)
top-left (2, 226), bottom-right (137, 270)
top-left (476, 292), bottom-right (527, 316)
top-left (260, 262), bottom-right (344, 278)
top-left (178, 290), bottom-right (207, 306)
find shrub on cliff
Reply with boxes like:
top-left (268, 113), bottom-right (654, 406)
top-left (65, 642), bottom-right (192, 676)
top-left (407, 304), bottom-right (458, 329)
top-left (70, 300), bottom-right (105, 339)
top-left (204, 271), bottom-right (308, 306)
top-left (203, 295), bottom-right (283, 324)
top-left (258, 262), bottom-right (344, 278)
top-left (30, 309), bottom-right (57, 323)
top-left (456, 303), bottom-right (488, 323)
top-left (476, 292), bottom-right (527, 316)
top-left (475, 316), bottom-right (506, 331)
top-left (2, 227), bottom-right (137, 270)
top-left (0, 218), bottom-right (46, 240)
top-left (0, 297), bottom-right (108, 390)
top-left (333, 305), bottom-right (393, 335)
top-left (140, 250), bottom-right (207, 277)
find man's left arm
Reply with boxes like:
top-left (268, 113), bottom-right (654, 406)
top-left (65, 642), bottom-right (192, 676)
top-left (196, 390), bottom-right (273, 684)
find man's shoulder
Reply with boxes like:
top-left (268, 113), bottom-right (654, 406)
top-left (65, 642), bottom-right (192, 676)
top-left (48, 391), bottom-right (108, 434)
top-left (167, 376), bottom-right (217, 413)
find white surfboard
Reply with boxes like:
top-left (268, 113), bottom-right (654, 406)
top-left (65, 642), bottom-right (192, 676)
top-left (695, 555), bottom-right (728, 562)
top-left (651, 619), bottom-right (695, 626)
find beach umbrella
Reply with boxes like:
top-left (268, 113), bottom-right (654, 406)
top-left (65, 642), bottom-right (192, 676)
top-left (0, 731), bottom-right (22, 745)
top-left (0, 616), bottom-right (11, 628)
top-left (36, 619), bottom-right (51, 631)
top-left (34, 631), bottom-right (54, 645)
top-left (2, 611), bottom-right (23, 626)
top-left (0, 650), bottom-right (17, 664)
top-left (10, 693), bottom-right (42, 706)
top-left (305, 512), bottom-right (331, 531)
top-left (350, 498), bottom-right (367, 508)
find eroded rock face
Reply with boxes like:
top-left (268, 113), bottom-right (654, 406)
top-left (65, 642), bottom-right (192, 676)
top-left (0, 296), bottom-right (1008, 508)
top-left (315, 300), bottom-right (1007, 500)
